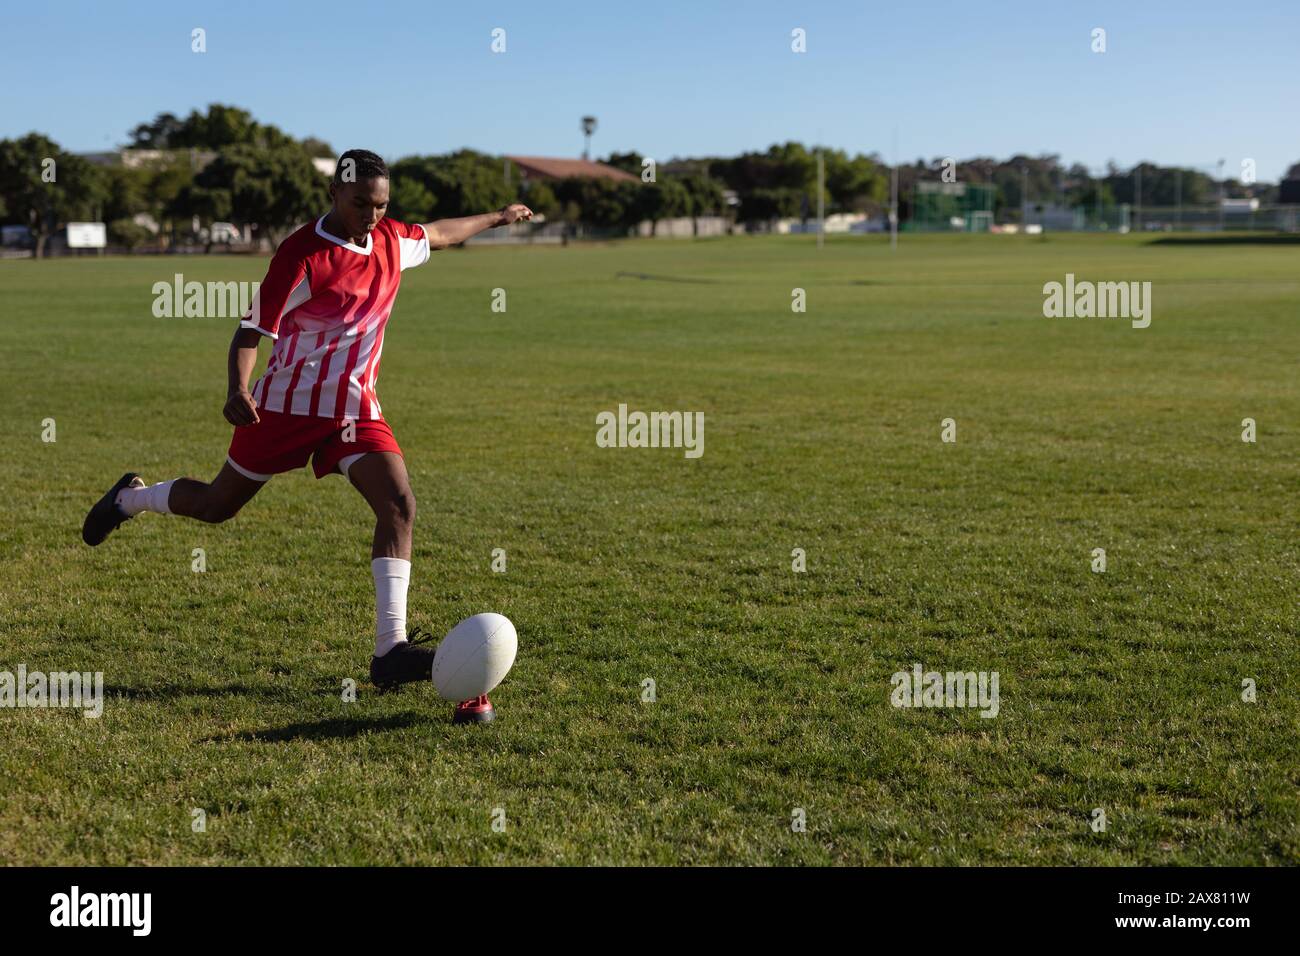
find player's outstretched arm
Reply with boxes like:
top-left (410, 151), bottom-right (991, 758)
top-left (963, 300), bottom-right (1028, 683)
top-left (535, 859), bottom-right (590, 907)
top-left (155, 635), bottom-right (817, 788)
top-left (223, 326), bottom-right (264, 426)
top-left (422, 203), bottom-right (533, 250)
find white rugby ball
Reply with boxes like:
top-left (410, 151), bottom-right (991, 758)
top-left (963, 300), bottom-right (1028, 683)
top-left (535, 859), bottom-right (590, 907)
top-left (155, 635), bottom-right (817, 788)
top-left (431, 612), bottom-right (518, 701)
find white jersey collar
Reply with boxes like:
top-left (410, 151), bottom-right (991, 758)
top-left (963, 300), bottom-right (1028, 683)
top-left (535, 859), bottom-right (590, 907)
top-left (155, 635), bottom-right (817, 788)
top-left (316, 216), bottom-right (373, 255)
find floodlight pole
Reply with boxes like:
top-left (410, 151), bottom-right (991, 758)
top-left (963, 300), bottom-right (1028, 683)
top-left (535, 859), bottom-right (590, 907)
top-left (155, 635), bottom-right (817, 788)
top-left (1021, 165), bottom-right (1028, 225)
top-left (817, 149), bottom-right (825, 250)
top-left (1134, 165), bottom-right (1141, 232)
top-left (890, 127), bottom-right (898, 250)
top-left (1094, 168), bottom-right (1102, 230)
top-left (1175, 168), bottom-right (1182, 229)
top-left (1217, 158), bottom-right (1225, 230)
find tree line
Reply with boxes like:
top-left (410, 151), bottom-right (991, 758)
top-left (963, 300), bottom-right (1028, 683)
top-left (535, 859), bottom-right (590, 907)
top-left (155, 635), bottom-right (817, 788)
top-left (0, 103), bottom-right (1292, 256)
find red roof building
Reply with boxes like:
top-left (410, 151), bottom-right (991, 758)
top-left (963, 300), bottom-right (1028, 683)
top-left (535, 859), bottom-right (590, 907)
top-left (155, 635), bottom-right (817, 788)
top-left (506, 155), bottom-right (638, 183)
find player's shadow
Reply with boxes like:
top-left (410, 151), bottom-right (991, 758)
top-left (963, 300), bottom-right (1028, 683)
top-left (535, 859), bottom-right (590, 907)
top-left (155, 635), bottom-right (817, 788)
top-left (103, 678), bottom-right (347, 703)
top-left (104, 681), bottom-right (433, 741)
top-left (211, 714), bottom-right (424, 743)
top-left (104, 683), bottom-right (273, 700)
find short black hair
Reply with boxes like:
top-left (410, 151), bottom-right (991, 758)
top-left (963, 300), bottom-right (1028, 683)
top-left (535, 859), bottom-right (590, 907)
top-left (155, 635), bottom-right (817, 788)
top-left (333, 149), bottom-right (388, 185)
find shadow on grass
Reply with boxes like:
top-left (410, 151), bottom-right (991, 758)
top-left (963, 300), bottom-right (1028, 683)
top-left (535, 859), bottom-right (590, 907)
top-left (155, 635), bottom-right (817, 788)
top-left (1146, 234), bottom-right (1300, 246)
top-left (104, 678), bottom-right (346, 701)
top-left (209, 714), bottom-right (426, 743)
top-left (614, 270), bottom-right (718, 284)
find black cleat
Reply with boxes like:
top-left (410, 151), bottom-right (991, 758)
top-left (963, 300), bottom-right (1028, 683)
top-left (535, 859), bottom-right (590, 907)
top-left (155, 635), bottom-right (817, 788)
top-left (82, 473), bottom-right (143, 546)
top-left (369, 627), bottom-right (437, 691)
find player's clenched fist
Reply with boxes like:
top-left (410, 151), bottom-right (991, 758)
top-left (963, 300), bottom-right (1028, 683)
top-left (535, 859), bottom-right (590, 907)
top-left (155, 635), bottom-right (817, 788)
top-left (498, 203), bottom-right (533, 225)
top-left (224, 388), bottom-right (260, 427)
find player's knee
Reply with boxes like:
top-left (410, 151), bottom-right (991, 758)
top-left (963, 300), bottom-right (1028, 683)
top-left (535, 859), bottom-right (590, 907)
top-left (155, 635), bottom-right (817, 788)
top-left (385, 489), bottom-right (416, 528)
top-left (200, 498), bottom-right (242, 524)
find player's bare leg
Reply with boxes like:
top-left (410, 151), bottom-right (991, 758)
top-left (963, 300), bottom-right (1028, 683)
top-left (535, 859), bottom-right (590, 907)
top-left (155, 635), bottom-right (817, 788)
top-left (345, 451), bottom-right (434, 688)
top-left (82, 463), bottom-right (265, 545)
top-left (346, 451), bottom-right (416, 561)
top-left (168, 463), bottom-right (266, 523)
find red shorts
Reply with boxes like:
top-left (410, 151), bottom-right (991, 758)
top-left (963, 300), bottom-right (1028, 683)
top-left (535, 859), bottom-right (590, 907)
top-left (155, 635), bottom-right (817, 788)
top-left (227, 409), bottom-right (403, 481)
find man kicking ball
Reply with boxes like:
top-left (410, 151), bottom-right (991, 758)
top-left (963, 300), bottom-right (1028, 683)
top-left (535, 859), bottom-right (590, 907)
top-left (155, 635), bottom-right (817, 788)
top-left (82, 149), bottom-right (532, 707)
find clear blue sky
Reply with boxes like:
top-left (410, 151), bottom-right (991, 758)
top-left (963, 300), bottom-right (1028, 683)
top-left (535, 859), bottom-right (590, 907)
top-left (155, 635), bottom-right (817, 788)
top-left (2, 0), bottom-right (1297, 180)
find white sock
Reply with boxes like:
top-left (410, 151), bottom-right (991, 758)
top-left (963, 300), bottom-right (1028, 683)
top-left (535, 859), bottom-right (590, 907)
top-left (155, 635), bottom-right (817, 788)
top-left (116, 479), bottom-right (175, 516)
top-left (372, 557), bottom-right (411, 657)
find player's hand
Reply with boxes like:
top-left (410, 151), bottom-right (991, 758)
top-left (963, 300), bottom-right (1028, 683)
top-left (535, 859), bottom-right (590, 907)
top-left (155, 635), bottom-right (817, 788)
top-left (224, 388), bottom-right (260, 427)
top-left (499, 203), bottom-right (533, 226)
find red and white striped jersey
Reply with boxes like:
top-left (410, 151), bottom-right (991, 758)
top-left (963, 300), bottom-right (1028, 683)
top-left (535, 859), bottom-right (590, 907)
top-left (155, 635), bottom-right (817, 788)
top-left (241, 216), bottom-right (430, 420)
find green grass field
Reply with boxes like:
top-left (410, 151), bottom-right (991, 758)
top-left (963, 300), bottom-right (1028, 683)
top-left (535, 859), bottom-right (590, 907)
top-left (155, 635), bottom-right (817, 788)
top-left (1, 233), bottom-right (1296, 865)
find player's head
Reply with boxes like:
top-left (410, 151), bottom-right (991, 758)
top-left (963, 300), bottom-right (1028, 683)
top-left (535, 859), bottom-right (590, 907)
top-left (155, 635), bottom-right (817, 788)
top-left (330, 149), bottom-right (390, 238)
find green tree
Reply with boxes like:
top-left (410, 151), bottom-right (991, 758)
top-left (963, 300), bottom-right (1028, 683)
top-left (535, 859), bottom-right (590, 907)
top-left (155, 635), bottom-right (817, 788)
top-left (172, 143), bottom-right (326, 246)
top-left (100, 164), bottom-right (149, 224)
top-left (300, 137), bottom-right (336, 159)
top-left (143, 154), bottom-right (199, 247)
top-left (108, 217), bottom-right (153, 250)
top-left (390, 151), bottom-right (516, 223)
top-left (387, 176), bottom-right (435, 223)
top-left (130, 104), bottom-right (297, 150)
top-left (822, 149), bottom-right (887, 212)
top-left (603, 151), bottom-right (644, 176)
top-left (1104, 163), bottom-right (1214, 208)
top-left (706, 142), bottom-right (830, 225)
top-left (519, 179), bottom-right (560, 220)
top-left (735, 187), bottom-right (802, 224)
top-left (676, 174), bottom-right (727, 234)
top-left (632, 179), bottom-right (691, 235)
top-left (127, 112), bottom-right (185, 149)
top-left (550, 177), bottom-right (640, 230)
top-left (0, 133), bottom-right (108, 257)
